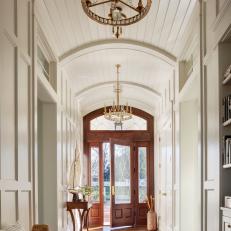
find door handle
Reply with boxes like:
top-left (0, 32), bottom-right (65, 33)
top-left (162, 192), bottom-right (167, 196)
top-left (111, 186), bottom-right (115, 196)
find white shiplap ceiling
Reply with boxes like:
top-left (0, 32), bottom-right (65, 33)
top-left (35, 0), bottom-right (197, 115)
top-left (64, 46), bottom-right (173, 115)
top-left (36, 0), bottom-right (196, 57)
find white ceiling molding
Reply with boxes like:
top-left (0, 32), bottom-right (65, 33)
top-left (75, 81), bottom-right (162, 99)
top-left (59, 39), bottom-right (177, 68)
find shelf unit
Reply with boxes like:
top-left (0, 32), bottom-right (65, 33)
top-left (219, 42), bottom-right (231, 214)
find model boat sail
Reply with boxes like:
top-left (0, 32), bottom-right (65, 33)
top-left (68, 146), bottom-right (81, 201)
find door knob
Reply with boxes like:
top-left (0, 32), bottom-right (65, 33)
top-left (162, 192), bottom-right (167, 196)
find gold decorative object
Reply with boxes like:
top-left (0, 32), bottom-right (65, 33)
top-left (104, 64), bottom-right (132, 125)
top-left (81, 0), bottom-right (152, 38)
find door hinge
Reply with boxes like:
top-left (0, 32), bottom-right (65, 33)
top-left (133, 146), bottom-right (136, 152)
top-left (134, 189), bottom-right (136, 195)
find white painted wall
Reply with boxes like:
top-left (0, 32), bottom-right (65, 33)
top-left (202, 1), bottom-right (231, 231)
top-left (0, 1), bottom-right (230, 231)
top-left (56, 69), bottom-right (81, 231)
top-left (0, 0), bottom-right (34, 229)
top-left (0, 4), bottom-right (82, 229)
top-left (180, 98), bottom-right (200, 231)
top-left (37, 102), bottom-right (58, 231)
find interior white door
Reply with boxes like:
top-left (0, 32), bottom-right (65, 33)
top-left (159, 121), bottom-right (173, 231)
top-left (159, 133), bottom-right (167, 231)
top-left (166, 122), bottom-right (173, 231)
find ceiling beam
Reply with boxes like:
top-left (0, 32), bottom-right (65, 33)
top-left (59, 38), bottom-right (177, 67)
top-left (75, 81), bottom-right (162, 99)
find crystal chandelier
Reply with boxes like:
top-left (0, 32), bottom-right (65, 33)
top-left (104, 64), bottom-right (132, 124)
top-left (81, 0), bottom-right (152, 38)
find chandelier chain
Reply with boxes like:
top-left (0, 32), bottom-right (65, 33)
top-left (104, 64), bottom-right (133, 123)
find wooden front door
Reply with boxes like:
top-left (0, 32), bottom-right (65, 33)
top-left (88, 140), bottom-right (151, 228)
top-left (111, 140), bottom-right (135, 227)
top-left (85, 107), bottom-right (154, 228)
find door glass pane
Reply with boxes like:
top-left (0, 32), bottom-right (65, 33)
top-left (103, 143), bottom-right (111, 225)
top-left (114, 144), bottom-right (131, 204)
top-left (91, 146), bottom-right (100, 202)
top-left (138, 147), bottom-right (147, 203)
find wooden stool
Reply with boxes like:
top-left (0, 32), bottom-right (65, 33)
top-left (32, 225), bottom-right (49, 231)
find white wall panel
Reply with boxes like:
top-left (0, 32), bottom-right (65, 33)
top-left (18, 0), bottom-right (30, 54)
top-left (1, 0), bottom-right (16, 35)
top-left (0, 35), bottom-right (16, 180)
top-left (1, 191), bottom-right (18, 224)
top-left (205, 190), bottom-right (217, 231)
top-left (18, 58), bottom-right (30, 182)
top-left (55, 69), bottom-right (79, 231)
top-left (205, 51), bottom-right (219, 182)
top-left (201, 1), bottom-right (231, 231)
top-left (0, 0), bottom-right (33, 229)
top-left (19, 191), bottom-right (31, 231)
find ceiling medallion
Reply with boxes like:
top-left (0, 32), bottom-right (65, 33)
top-left (81, 0), bottom-right (152, 38)
top-left (104, 64), bottom-right (132, 125)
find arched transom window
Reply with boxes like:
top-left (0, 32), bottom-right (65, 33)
top-left (90, 114), bottom-right (148, 131)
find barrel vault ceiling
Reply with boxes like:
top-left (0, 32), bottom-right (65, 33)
top-left (35, 0), bottom-right (197, 115)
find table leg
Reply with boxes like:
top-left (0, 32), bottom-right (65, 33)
top-left (68, 209), bottom-right (76, 231)
top-left (85, 208), bottom-right (90, 231)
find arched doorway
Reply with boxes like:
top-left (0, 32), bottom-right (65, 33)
top-left (83, 107), bottom-right (154, 228)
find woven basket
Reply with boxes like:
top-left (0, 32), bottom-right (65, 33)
top-left (32, 225), bottom-right (49, 231)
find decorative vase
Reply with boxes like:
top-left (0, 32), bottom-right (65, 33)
top-left (147, 210), bottom-right (157, 230)
top-left (72, 193), bottom-right (79, 202)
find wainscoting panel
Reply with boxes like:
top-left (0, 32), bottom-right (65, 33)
top-left (1, 191), bottom-right (18, 224)
top-left (0, 0), bottom-right (33, 230)
top-left (19, 191), bottom-right (31, 231)
top-left (18, 57), bottom-right (30, 182)
top-left (0, 34), bottom-right (16, 181)
top-left (57, 70), bottom-right (79, 231)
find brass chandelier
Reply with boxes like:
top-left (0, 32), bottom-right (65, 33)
top-left (81, 0), bottom-right (152, 38)
top-left (104, 64), bottom-right (132, 124)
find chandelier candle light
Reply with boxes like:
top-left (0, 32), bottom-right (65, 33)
top-left (81, 0), bottom-right (152, 38)
top-left (104, 64), bottom-right (132, 125)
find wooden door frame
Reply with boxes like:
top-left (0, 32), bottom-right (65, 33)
top-left (87, 142), bottom-right (104, 226)
top-left (83, 107), bottom-right (154, 227)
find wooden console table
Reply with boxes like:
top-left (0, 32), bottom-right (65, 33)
top-left (66, 201), bottom-right (92, 231)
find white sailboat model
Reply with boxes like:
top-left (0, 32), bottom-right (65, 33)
top-left (68, 145), bottom-right (81, 201)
